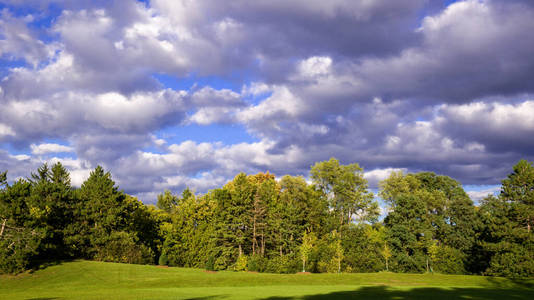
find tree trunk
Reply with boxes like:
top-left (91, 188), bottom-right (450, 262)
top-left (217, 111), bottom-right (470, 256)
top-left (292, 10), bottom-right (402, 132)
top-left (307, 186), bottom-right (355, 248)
top-left (261, 233), bottom-right (265, 256)
top-left (0, 219), bottom-right (5, 237)
top-left (279, 231), bottom-right (283, 256)
top-left (252, 215), bottom-right (257, 255)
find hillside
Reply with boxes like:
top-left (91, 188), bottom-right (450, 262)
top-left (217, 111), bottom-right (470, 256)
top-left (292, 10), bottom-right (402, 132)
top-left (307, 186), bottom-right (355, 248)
top-left (1, 260), bottom-right (533, 299)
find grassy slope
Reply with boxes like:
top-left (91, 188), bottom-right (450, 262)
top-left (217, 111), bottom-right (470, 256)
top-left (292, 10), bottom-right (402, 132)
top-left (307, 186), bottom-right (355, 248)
top-left (0, 260), bottom-right (533, 300)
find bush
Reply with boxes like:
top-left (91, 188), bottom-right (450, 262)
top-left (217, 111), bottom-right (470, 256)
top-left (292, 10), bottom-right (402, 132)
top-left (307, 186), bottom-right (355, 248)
top-left (205, 255), bottom-right (216, 271)
top-left (93, 231), bottom-right (154, 265)
top-left (247, 254), bottom-right (266, 272)
top-left (265, 254), bottom-right (300, 274)
top-left (158, 252), bottom-right (169, 266)
top-left (430, 245), bottom-right (465, 274)
top-left (486, 246), bottom-right (534, 278)
top-left (233, 255), bottom-right (248, 271)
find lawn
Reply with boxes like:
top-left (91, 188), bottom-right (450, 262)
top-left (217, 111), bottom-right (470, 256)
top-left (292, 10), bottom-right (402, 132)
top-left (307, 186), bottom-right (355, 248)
top-left (0, 260), bottom-right (533, 299)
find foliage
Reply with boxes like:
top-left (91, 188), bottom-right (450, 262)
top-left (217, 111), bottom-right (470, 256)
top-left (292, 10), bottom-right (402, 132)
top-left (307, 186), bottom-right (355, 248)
top-left (300, 230), bottom-right (317, 272)
top-left (158, 251), bottom-right (169, 266)
top-left (380, 171), bottom-right (476, 274)
top-left (0, 158), bottom-right (533, 279)
top-left (311, 158), bottom-right (378, 228)
top-left (476, 160), bottom-right (534, 277)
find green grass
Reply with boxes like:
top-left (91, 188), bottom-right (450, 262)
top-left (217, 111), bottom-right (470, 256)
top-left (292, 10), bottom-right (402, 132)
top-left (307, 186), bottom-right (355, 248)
top-left (1, 260), bottom-right (533, 299)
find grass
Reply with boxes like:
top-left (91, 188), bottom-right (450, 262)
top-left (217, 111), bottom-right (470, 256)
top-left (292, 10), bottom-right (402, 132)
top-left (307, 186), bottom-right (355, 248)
top-left (0, 260), bottom-right (533, 299)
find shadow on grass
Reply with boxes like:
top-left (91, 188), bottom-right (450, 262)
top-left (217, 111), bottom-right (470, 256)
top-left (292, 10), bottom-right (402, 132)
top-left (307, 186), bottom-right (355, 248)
top-left (29, 259), bottom-right (77, 274)
top-left (484, 276), bottom-right (534, 290)
top-left (261, 285), bottom-right (534, 300)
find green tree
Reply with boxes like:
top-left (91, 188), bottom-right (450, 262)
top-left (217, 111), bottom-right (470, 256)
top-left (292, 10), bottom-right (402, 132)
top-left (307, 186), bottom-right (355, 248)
top-left (300, 230), bottom-right (317, 272)
top-left (26, 163), bottom-right (74, 260)
top-left (0, 171), bottom-right (6, 188)
top-left (478, 160), bottom-right (534, 277)
top-left (156, 190), bottom-right (179, 213)
top-left (380, 171), bottom-right (475, 274)
top-left (501, 160), bottom-right (534, 233)
top-left (0, 177), bottom-right (43, 274)
top-left (311, 158), bottom-right (377, 231)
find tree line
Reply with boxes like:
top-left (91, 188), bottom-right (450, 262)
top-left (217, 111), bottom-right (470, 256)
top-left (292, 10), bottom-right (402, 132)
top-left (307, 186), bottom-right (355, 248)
top-left (0, 158), bottom-right (532, 277)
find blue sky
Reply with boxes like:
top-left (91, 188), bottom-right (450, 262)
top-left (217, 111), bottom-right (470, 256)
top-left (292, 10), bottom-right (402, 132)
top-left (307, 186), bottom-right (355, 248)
top-left (1, 0), bottom-right (533, 203)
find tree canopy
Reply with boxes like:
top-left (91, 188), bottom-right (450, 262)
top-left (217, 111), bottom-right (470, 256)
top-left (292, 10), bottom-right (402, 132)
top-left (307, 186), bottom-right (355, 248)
top-left (0, 159), bottom-right (533, 278)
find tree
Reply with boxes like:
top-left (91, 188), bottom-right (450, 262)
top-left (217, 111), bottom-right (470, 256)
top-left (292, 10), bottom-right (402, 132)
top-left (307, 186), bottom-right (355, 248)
top-left (26, 163), bottom-right (74, 260)
top-left (477, 160), bottom-right (534, 277)
top-left (380, 171), bottom-right (476, 274)
top-left (311, 158), bottom-right (377, 232)
top-left (156, 190), bottom-right (179, 213)
top-left (0, 171), bottom-right (6, 188)
top-left (76, 166), bottom-right (155, 263)
top-left (382, 242), bottom-right (392, 271)
top-left (300, 231), bottom-right (317, 272)
top-left (225, 173), bottom-right (255, 258)
top-left (0, 178), bottom-right (43, 274)
top-left (501, 160), bottom-right (534, 233)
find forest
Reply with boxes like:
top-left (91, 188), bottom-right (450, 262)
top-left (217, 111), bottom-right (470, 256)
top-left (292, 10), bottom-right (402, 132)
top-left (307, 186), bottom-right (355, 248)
top-left (0, 158), bottom-right (533, 278)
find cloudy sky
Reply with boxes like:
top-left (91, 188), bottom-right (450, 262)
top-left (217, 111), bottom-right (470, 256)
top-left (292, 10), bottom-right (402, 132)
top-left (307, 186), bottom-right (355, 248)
top-left (0, 0), bottom-right (532, 203)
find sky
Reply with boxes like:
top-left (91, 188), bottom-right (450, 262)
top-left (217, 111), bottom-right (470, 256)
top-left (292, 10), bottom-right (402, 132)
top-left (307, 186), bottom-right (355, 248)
top-left (0, 0), bottom-right (532, 204)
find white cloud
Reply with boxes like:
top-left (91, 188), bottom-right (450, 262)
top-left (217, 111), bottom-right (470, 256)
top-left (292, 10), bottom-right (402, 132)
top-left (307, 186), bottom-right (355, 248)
top-left (466, 186), bottom-right (501, 202)
top-left (365, 168), bottom-right (407, 188)
top-left (30, 143), bottom-right (74, 155)
top-left (0, 124), bottom-right (15, 137)
top-left (297, 56), bottom-right (332, 77)
top-left (2, 0), bottom-right (534, 203)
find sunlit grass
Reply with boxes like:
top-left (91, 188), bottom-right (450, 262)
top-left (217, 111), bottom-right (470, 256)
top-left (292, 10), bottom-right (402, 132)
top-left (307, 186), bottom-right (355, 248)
top-left (0, 260), bottom-right (532, 299)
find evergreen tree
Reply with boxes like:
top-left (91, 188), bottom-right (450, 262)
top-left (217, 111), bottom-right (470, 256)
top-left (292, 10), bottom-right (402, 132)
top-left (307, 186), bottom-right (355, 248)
top-left (478, 160), bottom-right (534, 277)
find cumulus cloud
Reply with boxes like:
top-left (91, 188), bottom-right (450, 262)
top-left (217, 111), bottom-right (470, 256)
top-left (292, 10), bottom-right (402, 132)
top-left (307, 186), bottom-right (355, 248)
top-left (0, 89), bottom-right (189, 144)
top-left (365, 168), bottom-right (408, 189)
top-left (30, 143), bottom-right (74, 155)
top-left (1, 0), bottom-right (534, 203)
top-left (437, 100), bottom-right (534, 153)
top-left (0, 9), bottom-right (58, 67)
top-left (466, 185), bottom-right (501, 202)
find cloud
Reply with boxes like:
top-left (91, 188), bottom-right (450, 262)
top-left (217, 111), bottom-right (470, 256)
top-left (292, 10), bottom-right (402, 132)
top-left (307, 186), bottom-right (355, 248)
top-left (0, 89), bottom-right (189, 145)
top-left (437, 100), bottom-right (534, 153)
top-left (0, 9), bottom-right (58, 67)
top-left (466, 185), bottom-right (501, 202)
top-left (0, 124), bottom-right (15, 138)
top-left (1, 0), bottom-right (534, 204)
top-left (365, 168), bottom-right (408, 189)
top-left (30, 143), bottom-right (74, 155)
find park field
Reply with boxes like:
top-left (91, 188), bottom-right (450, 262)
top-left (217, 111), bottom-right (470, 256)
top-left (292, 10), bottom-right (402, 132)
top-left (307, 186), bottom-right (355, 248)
top-left (0, 260), bottom-right (533, 300)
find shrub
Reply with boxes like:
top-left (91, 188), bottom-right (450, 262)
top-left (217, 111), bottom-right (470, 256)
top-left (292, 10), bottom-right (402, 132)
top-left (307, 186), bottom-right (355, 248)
top-left (430, 245), bottom-right (465, 274)
top-left (93, 231), bottom-right (154, 265)
top-left (265, 254), bottom-right (300, 274)
top-left (247, 254), bottom-right (266, 272)
top-left (233, 255), bottom-right (248, 271)
top-left (205, 255), bottom-right (216, 271)
top-left (158, 252), bottom-right (169, 266)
